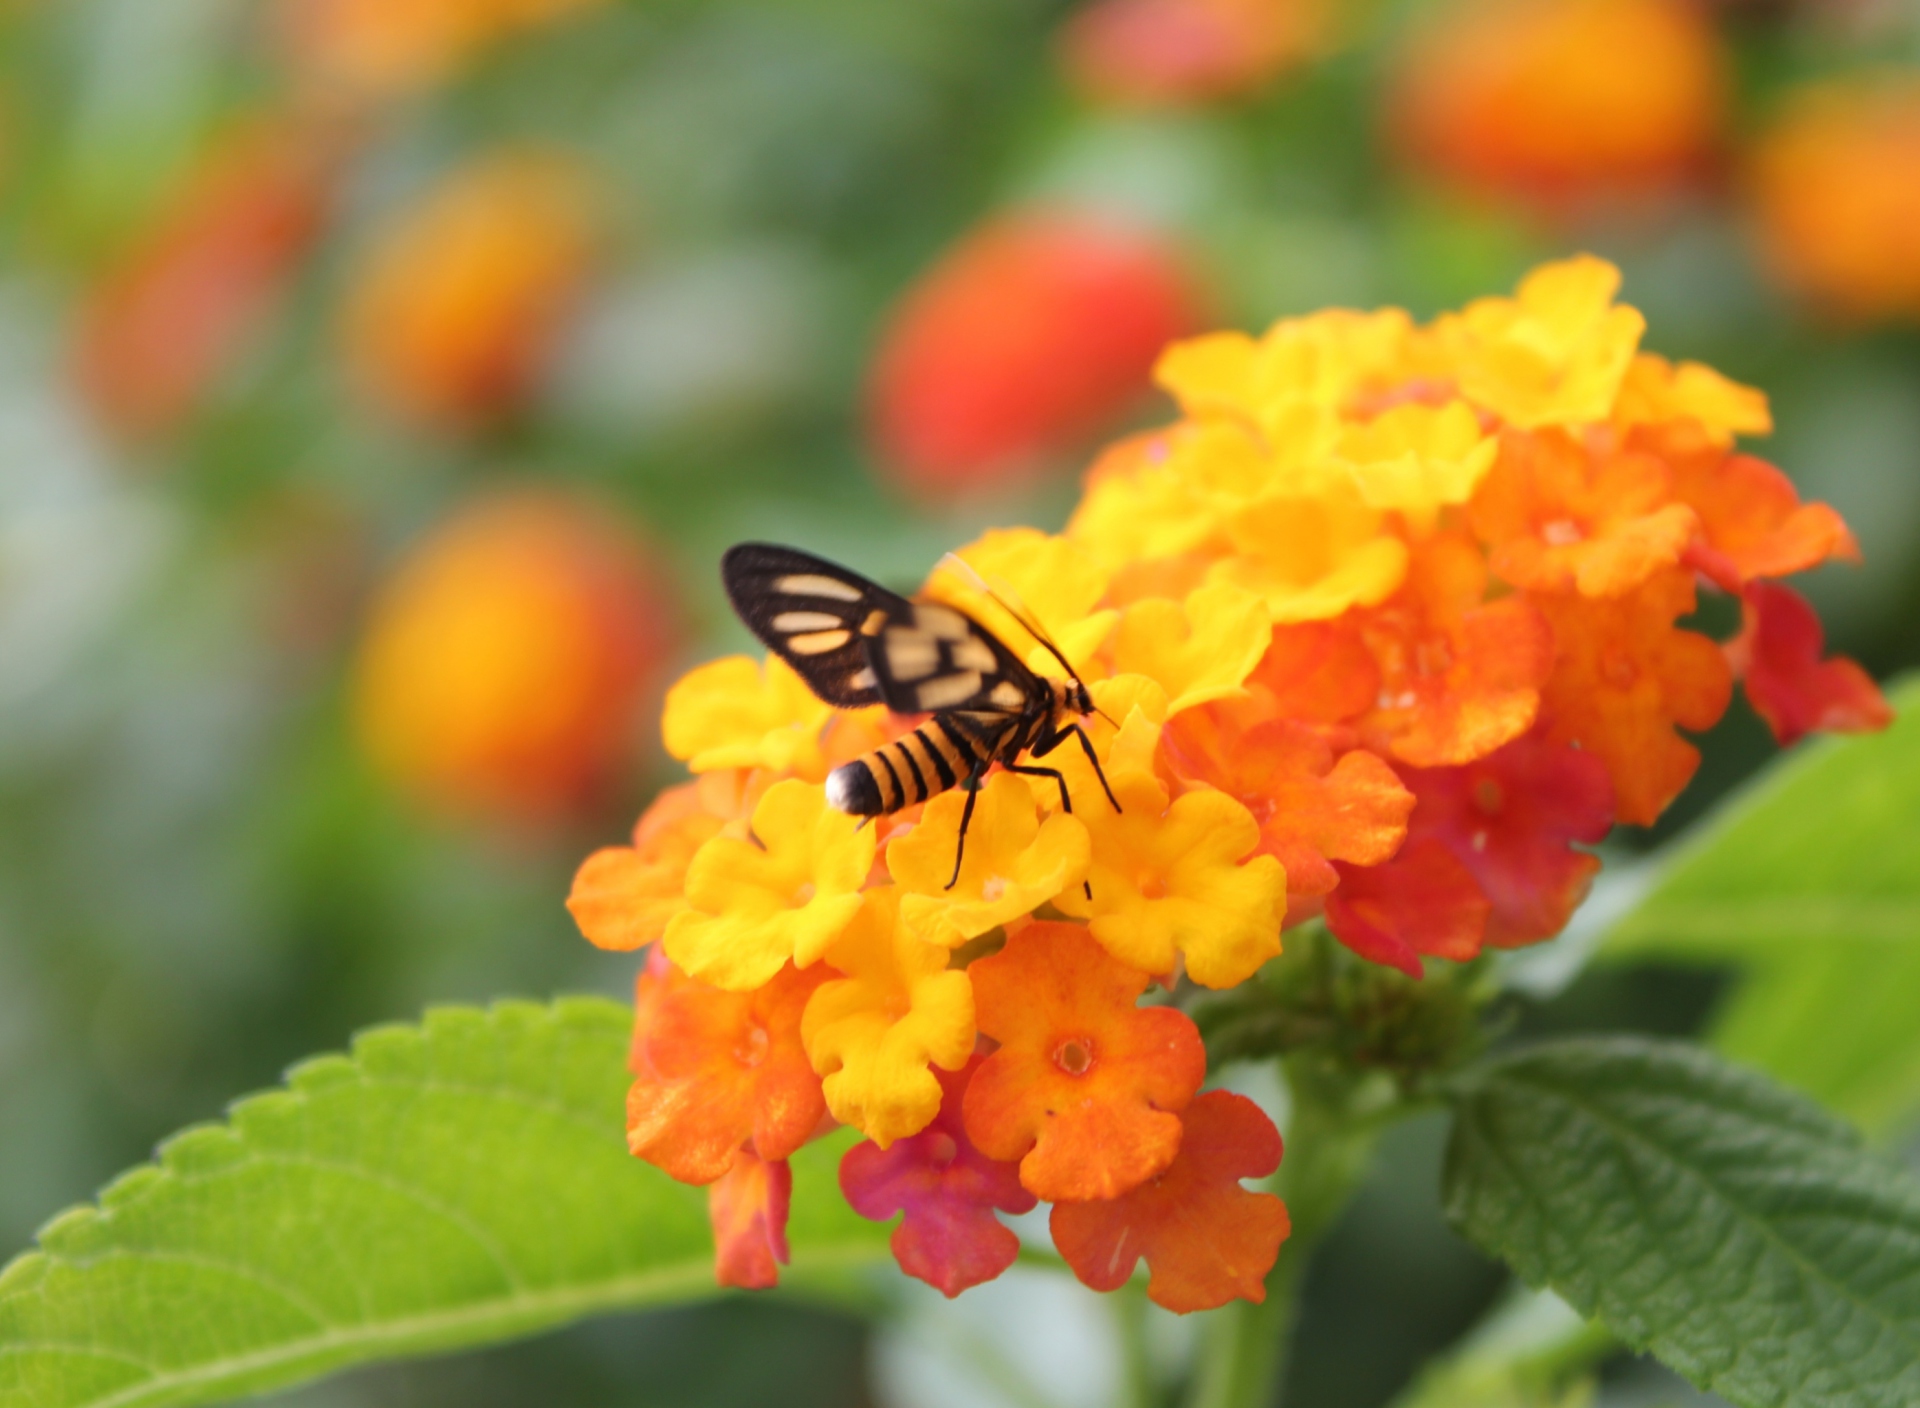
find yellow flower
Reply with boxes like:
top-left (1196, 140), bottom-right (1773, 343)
top-left (1155, 307), bottom-right (1419, 432)
top-left (1055, 770), bottom-right (1287, 989)
top-left (927, 527), bottom-right (1118, 673)
top-left (662, 655), bottom-right (833, 778)
top-left (1113, 582), bottom-right (1271, 716)
top-left (663, 780), bottom-right (874, 990)
top-left (802, 888), bottom-right (976, 1146)
top-left (1017, 673), bottom-right (1168, 817)
top-left (1333, 400), bottom-right (1499, 530)
top-left (1068, 456), bottom-right (1221, 569)
top-left (1211, 485), bottom-right (1409, 622)
top-left (1612, 352), bottom-right (1772, 446)
top-left (890, 773), bottom-right (1091, 947)
top-left (1442, 255), bottom-right (1645, 429)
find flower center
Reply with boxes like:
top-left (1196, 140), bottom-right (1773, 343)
top-left (1541, 517), bottom-right (1585, 546)
top-left (791, 881), bottom-right (817, 906)
top-left (735, 1024), bottom-right (770, 1068)
top-left (1136, 871), bottom-right (1169, 900)
top-left (926, 1132), bottom-right (958, 1169)
top-left (980, 875), bottom-right (1008, 903)
top-left (1473, 778), bottom-right (1505, 815)
top-left (1053, 1037), bottom-right (1095, 1076)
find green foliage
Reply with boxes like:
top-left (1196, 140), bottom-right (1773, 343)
top-left (0, 1000), bottom-right (888, 1408)
top-left (1443, 1036), bottom-right (1920, 1408)
top-left (1607, 677), bottom-right (1920, 1136)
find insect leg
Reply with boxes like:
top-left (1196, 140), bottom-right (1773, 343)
top-left (1029, 724), bottom-right (1123, 812)
top-left (1005, 762), bottom-right (1072, 813)
top-left (946, 767), bottom-right (986, 891)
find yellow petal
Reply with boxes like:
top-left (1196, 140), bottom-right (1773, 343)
top-left (662, 655), bottom-right (833, 778)
top-left (1212, 489), bottom-right (1408, 622)
top-left (1613, 352), bottom-right (1772, 446)
top-left (1113, 582), bottom-right (1272, 717)
top-left (892, 773), bottom-right (1091, 947)
top-left (1334, 400), bottom-right (1499, 530)
top-left (1054, 771), bottom-right (1286, 988)
top-left (802, 889), bottom-right (976, 1146)
top-left (663, 779), bottom-right (874, 990)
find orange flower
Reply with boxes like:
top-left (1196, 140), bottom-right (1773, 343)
top-left (352, 490), bottom-right (677, 822)
top-left (626, 954), bottom-right (829, 1185)
top-left (1325, 838), bottom-right (1490, 976)
top-left (272, 0), bottom-right (608, 100)
top-left (568, 784), bottom-right (724, 952)
top-left (1050, 1090), bottom-right (1289, 1313)
top-left (1356, 531), bottom-right (1554, 768)
top-left (341, 149), bottom-right (599, 429)
top-left (866, 212), bottom-right (1203, 499)
top-left (1059, 0), bottom-right (1333, 109)
top-left (1646, 426), bottom-right (1859, 590)
top-left (1727, 582), bottom-right (1891, 747)
top-left (1387, 0), bottom-right (1728, 212)
top-left (1243, 619), bottom-right (1379, 732)
top-left (709, 1147), bottom-right (791, 1290)
top-left (1534, 568), bottom-right (1731, 826)
top-left (1159, 705), bottom-right (1412, 902)
top-left (74, 119), bottom-right (339, 440)
top-left (963, 922), bottom-right (1206, 1202)
top-left (839, 1056), bottom-right (1037, 1298)
top-left (1469, 429), bottom-right (1698, 599)
top-left (1748, 76), bottom-right (1920, 324)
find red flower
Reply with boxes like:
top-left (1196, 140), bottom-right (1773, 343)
top-left (1727, 581), bottom-right (1891, 747)
top-left (840, 1056), bottom-right (1038, 1298)
top-left (1400, 731), bottom-right (1613, 948)
top-left (1051, 1090), bottom-right (1290, 1313)
top-left (1325, 838), bottom-right (1490, 977)
top-left (866, 212), bottom-right (1203, 499)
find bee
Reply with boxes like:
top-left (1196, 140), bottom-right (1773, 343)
top-left (721, 542), bottom-right (1120, 887)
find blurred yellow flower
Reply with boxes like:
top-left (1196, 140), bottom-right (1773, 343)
top-left (273, 0), bottom-right (607, 99)
top-left (890, 774), bottom-right (1091, 947)
top-left (662, 656), bottom-right (834, 779)
top-left (664, 781), bottom-right (874, 991)
top-left (1333, 400), bottom-right (1499, 530)
top-left (352, 490), bottom-right (676, 822)
top-left (1055, 770), bottom-right (1286, 988)
top-left (1612, 353), bottom-right (1772, 447)
top-left (1211, 487), bottom-right (1408, 622)
top-left (341, 148), bottom-right (599, 429)
top-left (1440, 255), bottom-right (1645, 429)
top-left (801, 889), bottom-right (976, 1146)
top-left (1112, 582), bottom-right (1270, 716)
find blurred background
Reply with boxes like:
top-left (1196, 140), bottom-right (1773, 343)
top-left (0, 0), bottom-right (1915, 1404)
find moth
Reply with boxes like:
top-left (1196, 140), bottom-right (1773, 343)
top-left (721, 542), bottom-right (1119, 887)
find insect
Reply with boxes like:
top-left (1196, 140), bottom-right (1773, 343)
top-left (721, 542), bottom-right (1120, 888)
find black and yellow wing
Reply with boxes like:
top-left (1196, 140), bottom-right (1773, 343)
top-left (721, 542), bottom-right (1040, 717)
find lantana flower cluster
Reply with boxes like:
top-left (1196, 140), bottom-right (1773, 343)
top-left (569, 256), bottom-right (1886, 1312)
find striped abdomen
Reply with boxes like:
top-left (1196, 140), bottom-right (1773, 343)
top-left (824, 714), bottom-right (1002, 816)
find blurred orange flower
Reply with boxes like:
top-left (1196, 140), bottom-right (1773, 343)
top-left (1059, 0), bottom-right (1333, 108)
top-left (74, 119), bottom-right (341, 440)
top-left (341, 149), bottom-right (600, 430)
top-left (1387, 0), bottom-right (1729, 213)
top-left (1748, 74), bottom-right (1920, 324)
top-left (866, 212), bottom-right (1204, 501)
top-left (352, 489), bottom-right (677, 823)
top-left (272, 0), bottom-right (607, 100)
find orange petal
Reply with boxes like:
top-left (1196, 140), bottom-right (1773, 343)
top-left (627, 958), bottom-right (830, 1184)
top-left (708, 1147), bottom-right (791, 1290)
top-left (1050, 1091), bottom-right (1290, 1314)
top-left (962, 921), bottom-right (1206, 1202)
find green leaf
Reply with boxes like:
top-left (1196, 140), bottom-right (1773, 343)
top-left (1605, 676), bottom-right (1920, 1134)
top-left (0, 999), bottom-right (890, 1408)
top-left (1443, 1036), bottom-right (1920, 1408)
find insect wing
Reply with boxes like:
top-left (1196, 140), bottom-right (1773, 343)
top-left (867, 597), bottom-right (1041, 718)
top-left (721, 543), bottom-right (907, 706)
